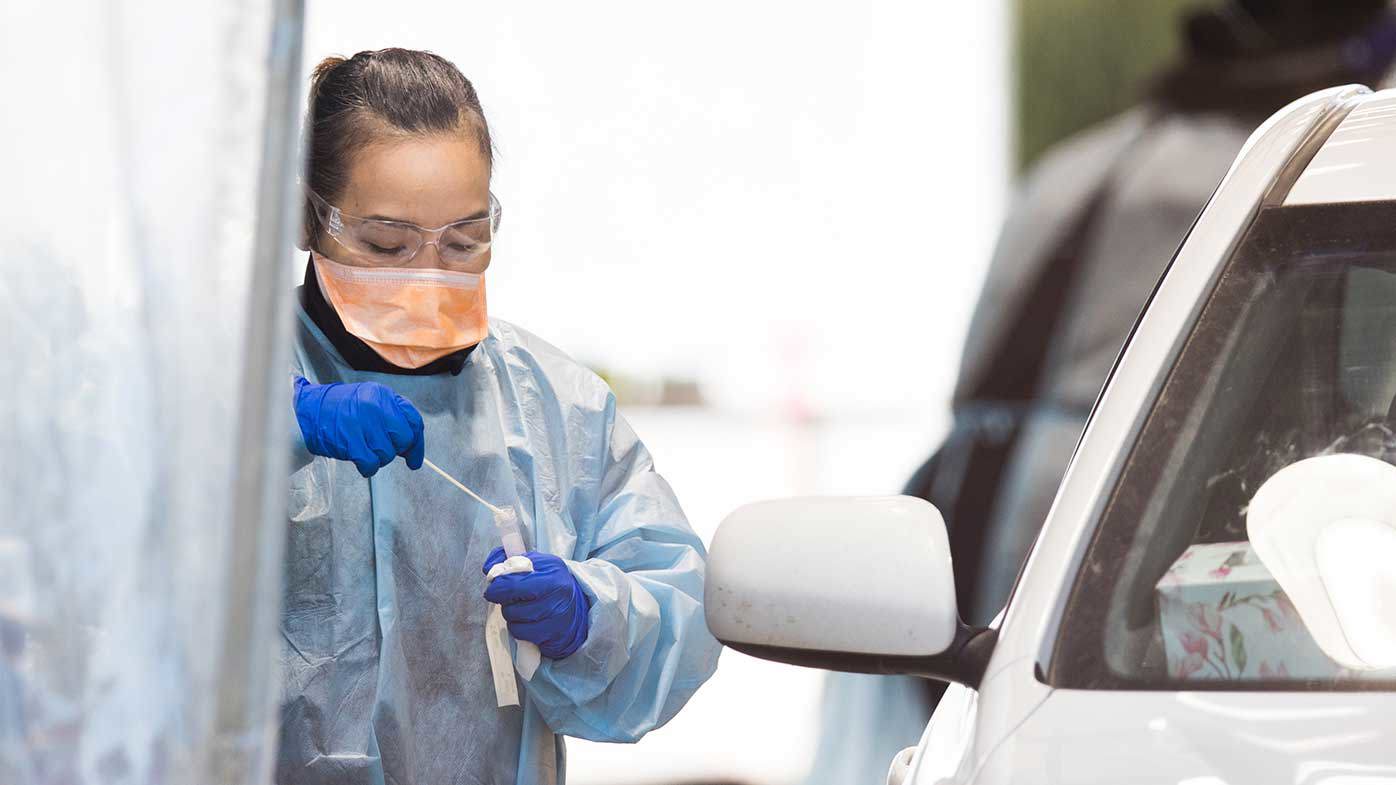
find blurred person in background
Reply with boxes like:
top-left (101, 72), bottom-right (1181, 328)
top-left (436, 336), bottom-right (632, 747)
top-left (804, 1), bottom-right (1396, 782)
top-left (284, 48), bottom-right (719, 785)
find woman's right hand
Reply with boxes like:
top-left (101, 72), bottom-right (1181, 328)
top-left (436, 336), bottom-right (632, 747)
top-left (293, 376), bottom-right (425, 477)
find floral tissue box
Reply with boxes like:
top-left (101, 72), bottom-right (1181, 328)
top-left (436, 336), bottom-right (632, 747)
top-left (1156, 541), bottom-right (1396, 682)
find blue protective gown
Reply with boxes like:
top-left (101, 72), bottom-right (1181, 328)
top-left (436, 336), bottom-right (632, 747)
top-left (278, 306), bottom-right (721, 785)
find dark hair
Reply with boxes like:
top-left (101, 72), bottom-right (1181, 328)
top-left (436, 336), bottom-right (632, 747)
top-left (302, 48), bottom-right (493, 244)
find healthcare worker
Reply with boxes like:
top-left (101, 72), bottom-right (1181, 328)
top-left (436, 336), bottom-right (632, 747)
top-left (281, 48), bottom-right (720, 785)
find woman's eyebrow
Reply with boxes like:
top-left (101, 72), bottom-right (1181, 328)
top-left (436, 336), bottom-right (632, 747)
top-left (364, 209), bottom-right (491, 224)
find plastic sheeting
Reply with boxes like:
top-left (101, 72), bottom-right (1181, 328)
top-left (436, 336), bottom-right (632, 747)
top-left (0, 1), bottom-right (303, 782)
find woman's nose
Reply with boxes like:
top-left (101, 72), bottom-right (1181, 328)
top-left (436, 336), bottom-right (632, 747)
top-left (409, 240), bottom-right (446, 269)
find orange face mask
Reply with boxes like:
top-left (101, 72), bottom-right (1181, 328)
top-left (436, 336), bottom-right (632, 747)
top-left (312, 251), bottom-right (489, 369)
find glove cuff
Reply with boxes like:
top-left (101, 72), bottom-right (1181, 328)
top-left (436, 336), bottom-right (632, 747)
top-left (292, 379), bottom-right (328, 455)
top-left (540, 580), bottom-right (592, 659)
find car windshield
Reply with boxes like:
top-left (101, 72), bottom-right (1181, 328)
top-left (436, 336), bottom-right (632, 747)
top-left (1052, 199), bottom-right (1396, 690)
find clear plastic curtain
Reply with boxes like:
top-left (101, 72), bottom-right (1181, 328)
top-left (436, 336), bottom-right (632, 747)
top-left (0, 1), bottom-right (303, 782)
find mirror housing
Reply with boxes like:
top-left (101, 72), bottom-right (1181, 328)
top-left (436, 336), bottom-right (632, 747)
top-left (704, 495), bottom-right (996, 687)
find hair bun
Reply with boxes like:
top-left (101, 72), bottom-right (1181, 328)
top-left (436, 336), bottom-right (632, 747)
top-left (309, 55), bottom-right (348, 98)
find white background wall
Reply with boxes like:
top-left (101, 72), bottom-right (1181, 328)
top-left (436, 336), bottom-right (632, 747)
top-left (304, 3), bottom-right (1009, 782)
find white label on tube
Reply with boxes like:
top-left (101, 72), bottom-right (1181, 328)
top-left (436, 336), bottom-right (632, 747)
top-left (486, 604), bottom-right (521, 707)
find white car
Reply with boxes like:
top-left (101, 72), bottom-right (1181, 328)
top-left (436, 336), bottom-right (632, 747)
top-left (705, 84), bottom-right (1396, 784)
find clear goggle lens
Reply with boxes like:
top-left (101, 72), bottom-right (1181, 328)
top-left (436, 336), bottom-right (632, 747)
top-left (308, 188), bottom-right (501, 269)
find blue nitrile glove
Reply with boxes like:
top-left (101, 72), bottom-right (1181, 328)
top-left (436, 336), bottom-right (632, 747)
top-left (293, 376), bottom-right (425, 478)
top-left (483, 547), bottom-right (592, 660)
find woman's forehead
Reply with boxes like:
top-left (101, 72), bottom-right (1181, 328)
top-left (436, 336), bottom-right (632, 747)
top-left (342, 134), bottom-right (490, 225)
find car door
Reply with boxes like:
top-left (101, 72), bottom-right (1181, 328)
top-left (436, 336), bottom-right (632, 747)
top-left (905, 86), bottom-right (1396, 784)
top-left (987, 194), bottom-right (1396, 785)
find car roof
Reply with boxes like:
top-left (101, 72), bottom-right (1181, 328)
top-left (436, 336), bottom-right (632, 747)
top-left (1286, 89), bottom-right (1396, 206)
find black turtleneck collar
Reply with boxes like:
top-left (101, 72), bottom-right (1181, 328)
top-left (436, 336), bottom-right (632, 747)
top-left (299, 255), bottom-right (475, 376)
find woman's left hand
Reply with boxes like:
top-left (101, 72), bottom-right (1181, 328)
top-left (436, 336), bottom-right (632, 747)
top-left (483, 548), bottom-right (592, 659)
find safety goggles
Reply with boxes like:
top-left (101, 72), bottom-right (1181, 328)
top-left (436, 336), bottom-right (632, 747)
top-left (306, 187), bottom-right (502, 270)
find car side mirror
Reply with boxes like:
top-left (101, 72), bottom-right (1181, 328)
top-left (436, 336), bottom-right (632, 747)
top-left (704, 495), bottom-right (996, 687)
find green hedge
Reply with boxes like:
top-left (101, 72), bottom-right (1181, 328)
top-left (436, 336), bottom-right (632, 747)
top-left (1015, 0), bottom-right (1200, 171)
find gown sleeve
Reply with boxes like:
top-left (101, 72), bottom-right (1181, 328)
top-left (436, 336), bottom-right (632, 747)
top-left (520, 396), bottom-right (721, 743)
top-left (289, 357), bottom-right (313, 473)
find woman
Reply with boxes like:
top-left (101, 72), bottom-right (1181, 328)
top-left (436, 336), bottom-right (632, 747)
top-left (283, 48), bottom-right (720, 785)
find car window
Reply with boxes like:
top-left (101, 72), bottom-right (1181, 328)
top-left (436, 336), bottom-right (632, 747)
top-left (1051, 199), bottom-right (1396, 690)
